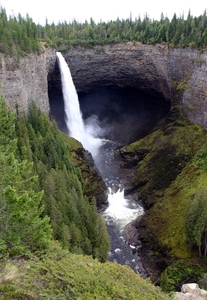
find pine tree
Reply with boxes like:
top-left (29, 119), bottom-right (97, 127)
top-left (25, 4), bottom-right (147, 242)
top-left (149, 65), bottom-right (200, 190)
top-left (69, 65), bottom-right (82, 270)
top-left (0, 94), bottom-right (52, 256)
top-left (184, 188), bottom-right (207, 257)
top-left (14, 102), bottom-right (110, 261)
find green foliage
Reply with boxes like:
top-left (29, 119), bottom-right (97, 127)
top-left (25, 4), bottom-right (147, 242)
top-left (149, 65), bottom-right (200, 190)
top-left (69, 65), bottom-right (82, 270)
top-left (160, 260), bottom-right (205, 293)
top-left (0, 95), bottom-right (52, 256)
top-left (1, 6), bottom-right (207, 56)
top-left (15, 102), bottom-right (110, 261)
top-left (198, 272), bottom-right (207, 290)
top-left (0, 7), bottom-right (40, 56)
top-left (193, 143), bottom-right (207, 172)
top-left (184, 188), bottom-right (207, 257)
top-left (175, 78), bottom-right (191, 91)
top-left (0, 242), bottom-right (170, 299)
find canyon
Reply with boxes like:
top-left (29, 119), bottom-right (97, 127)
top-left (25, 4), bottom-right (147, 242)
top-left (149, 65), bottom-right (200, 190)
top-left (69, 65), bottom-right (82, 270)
top-left (1, 42), bottom-right (207, 283)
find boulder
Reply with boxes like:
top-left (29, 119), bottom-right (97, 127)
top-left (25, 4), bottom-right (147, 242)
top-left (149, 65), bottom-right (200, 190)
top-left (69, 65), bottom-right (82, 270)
top-left (174, 283), bottom-right (207, 300)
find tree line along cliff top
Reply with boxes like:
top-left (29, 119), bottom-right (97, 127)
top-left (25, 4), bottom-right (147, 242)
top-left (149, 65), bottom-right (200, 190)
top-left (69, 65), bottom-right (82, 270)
top-left (0, 5), bottom-right (207, 56)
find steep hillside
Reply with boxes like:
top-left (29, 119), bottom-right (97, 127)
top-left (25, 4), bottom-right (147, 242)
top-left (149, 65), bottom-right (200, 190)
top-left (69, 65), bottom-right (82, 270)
top-left (0, 242), bottom-right (170, 300)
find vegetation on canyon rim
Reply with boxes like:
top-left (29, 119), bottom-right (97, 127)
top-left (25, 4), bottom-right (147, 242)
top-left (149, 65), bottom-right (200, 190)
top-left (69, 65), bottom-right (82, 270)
top-left (0, 5), bottom-right (207, 57)
top-left (0, 244), bottom-right (169, 299)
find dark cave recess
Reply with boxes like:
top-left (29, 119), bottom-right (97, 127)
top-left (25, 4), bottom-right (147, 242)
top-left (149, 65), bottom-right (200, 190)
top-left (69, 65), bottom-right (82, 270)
top-left (48, 85), bottom-right (170, 146)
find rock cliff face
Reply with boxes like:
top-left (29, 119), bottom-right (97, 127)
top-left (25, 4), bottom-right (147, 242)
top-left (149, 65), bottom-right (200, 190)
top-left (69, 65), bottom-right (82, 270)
top-left (1, 43), bottom-right (207, 130)
top-left (0, 47), bottom-right (56, 113)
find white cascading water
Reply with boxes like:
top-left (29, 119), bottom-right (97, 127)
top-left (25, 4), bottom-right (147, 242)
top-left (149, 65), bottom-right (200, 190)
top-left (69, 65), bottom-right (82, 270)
top-left (56, 52), bottom-right (85, 139)
top-left (56, 52), bottom-right (145, 275)
top-left (56, 51), bottom-right (102, 158)
top-left (103, 188), bottom-right (143, 230)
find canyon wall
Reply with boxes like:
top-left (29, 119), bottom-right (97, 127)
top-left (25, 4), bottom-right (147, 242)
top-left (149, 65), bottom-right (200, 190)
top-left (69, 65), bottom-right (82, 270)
top-left (0, 42), bottom-right (207, 130)
top-left (63, 43), bottom-right (207, 129)
top-left (0, 47), bottom-right (56, 113)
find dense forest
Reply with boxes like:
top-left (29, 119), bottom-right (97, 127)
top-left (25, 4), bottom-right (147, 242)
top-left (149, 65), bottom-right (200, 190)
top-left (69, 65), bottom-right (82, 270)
top-left (0, 94), bottom-right (109, 261)
top-left (0, 5), bottom-right (207, 56)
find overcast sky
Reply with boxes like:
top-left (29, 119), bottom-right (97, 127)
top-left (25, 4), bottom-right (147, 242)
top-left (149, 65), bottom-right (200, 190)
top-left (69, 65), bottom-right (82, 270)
top-left (0, 0), bottom-right (206, 25)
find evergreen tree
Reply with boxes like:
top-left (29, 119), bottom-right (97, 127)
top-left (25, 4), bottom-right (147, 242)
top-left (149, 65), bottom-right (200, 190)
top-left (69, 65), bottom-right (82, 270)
top-left (1, 5), bottom-right (207, 54)
top-left (184, 188), bottom-right (207, 257)
top-left (15, 102), bottom-right (110, 261)
top-left (0, 94), bottom-right (52, 255)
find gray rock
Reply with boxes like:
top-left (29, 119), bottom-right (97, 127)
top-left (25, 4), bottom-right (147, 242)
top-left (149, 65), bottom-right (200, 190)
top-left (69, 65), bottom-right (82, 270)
top-left (174, 283), bottom-right (207, 299)
top-left (0, 47), bottom-right (56, 113)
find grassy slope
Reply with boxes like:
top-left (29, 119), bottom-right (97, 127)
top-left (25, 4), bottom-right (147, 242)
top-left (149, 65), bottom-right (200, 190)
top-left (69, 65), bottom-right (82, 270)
top-left (0, 243), bottom-right (170, 300)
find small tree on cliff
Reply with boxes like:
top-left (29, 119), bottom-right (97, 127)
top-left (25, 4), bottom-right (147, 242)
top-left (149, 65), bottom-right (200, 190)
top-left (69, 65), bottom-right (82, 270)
top-left (0, 94), bottom-right (52, 255)
top-left (184, 188), bottom-right (207, 257)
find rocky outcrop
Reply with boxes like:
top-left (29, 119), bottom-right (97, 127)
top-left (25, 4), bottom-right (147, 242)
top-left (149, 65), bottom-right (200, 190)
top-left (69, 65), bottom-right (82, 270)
top-left (63, 43), bottom-right (171, 101)
top-left (174, 283), bottom-right (207, 300)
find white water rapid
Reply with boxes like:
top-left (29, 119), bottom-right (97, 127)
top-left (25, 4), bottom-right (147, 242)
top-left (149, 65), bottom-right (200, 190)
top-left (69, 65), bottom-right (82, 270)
top-left (103, 188), bottom-right (143, 230)
top-left (56, 52), bottom-right (145, 275)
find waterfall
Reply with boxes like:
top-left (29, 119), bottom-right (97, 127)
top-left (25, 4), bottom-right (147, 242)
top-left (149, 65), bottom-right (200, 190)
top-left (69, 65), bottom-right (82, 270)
top-left (56, 51), bottom-right (145, 275)
top-left (56, 51), bottom-right (102, 158)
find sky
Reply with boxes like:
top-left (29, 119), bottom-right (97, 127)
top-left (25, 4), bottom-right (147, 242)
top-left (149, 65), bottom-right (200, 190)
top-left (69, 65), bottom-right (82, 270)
top-left (0, 0), bottom-right (206, 25)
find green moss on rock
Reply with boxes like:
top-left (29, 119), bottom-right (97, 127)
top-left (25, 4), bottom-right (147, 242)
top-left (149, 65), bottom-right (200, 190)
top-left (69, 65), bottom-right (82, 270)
top-left (131, 123), bottom-right (206, 206)
top-left (123, 114), bottom-right (207, 260)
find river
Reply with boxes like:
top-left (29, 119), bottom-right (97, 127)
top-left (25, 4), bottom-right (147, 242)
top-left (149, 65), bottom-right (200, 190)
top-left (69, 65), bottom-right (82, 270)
top-left (94, 142), bottom-right (146, 276)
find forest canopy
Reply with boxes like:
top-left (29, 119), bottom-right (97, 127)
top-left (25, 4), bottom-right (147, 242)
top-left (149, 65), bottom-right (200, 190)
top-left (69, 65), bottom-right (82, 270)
top-left (0, 92), bottom-right (110, 261)
top-left (0, 5), bottom-right (207, 56)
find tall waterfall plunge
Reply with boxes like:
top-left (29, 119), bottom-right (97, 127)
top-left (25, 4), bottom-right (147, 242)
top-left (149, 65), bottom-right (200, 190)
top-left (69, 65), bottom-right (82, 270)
top-left (56, 52), bottom-right (102, 158)
top-left (56, 52), bottom-right (145, 275)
